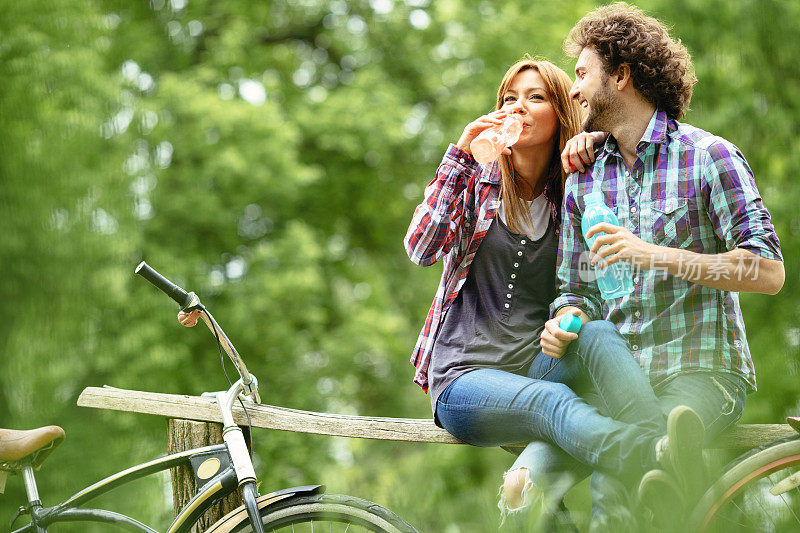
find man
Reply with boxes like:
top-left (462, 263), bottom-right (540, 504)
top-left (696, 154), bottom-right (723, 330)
top-left (541, 2), bottom-right (784, 527)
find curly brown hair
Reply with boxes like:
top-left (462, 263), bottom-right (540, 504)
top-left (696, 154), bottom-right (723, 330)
top-left (564, 2), bottom-right (697, 119)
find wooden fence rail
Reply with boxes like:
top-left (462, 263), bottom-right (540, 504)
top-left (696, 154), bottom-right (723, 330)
top-left (78, 385), bottom-right (797, 449)
top-left (77, 385), bottom-right (798, 531)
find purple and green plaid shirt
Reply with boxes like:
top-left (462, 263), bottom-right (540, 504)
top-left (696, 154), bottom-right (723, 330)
top-left (551, 110), bottom-right (782, 390)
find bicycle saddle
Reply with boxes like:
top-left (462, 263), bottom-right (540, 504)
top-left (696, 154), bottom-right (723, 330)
top-left (788, 417), bottom-right (800, 433)
top-left (0, 426), bottom-right (65, 470)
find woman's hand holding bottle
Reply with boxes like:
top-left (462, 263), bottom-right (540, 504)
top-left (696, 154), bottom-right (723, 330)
top-left (456, 109), bottom-right (513, 156)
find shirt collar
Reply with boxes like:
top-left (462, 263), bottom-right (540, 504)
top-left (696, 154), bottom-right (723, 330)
top-left (599, 109), bottom-right (672, 157)
top-left (482, 160), bottom-right (560, 229)
top-left (640, 109), bottom-right (670, 146)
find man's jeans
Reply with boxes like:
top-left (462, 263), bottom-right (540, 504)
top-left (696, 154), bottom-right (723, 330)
top-left (435, 321), bottom-right (665, 484)
top-left (436, 320), bottom-right (747, 512)
top-left (502, 322), bottom-right (748, 519)
top-left (587, 370), bottom-right (747, 519)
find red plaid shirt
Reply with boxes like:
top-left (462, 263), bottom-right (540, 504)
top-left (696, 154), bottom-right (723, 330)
top-left (404, 144), bottom-right (559, 392)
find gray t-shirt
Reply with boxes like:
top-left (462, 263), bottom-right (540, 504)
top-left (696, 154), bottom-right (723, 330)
top-left (428, 203), bottom-right (558, 421)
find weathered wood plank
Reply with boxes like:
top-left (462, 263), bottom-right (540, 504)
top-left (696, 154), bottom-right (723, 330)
top-left (77, 386), bottom-right (797, 449)
top-left (708, 422), bottom-right (797, 449)
top-left (78, 386), bottom-right (461, 444)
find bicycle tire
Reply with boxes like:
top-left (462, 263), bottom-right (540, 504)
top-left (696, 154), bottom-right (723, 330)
top-left (689, 436), bottom-right (800, 532)
top-left (221, 493), bottom-right (418, 533)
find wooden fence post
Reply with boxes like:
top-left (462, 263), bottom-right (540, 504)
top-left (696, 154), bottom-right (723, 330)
top-left (167, 419), bottom-right (241, 531)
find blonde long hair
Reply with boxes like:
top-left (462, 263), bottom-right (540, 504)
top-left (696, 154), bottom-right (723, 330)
top-left (495, 58), bottom-right (582, 235)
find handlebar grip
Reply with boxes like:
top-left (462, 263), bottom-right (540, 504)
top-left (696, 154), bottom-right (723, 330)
top-left (134, 261), bottom-right (192, 308)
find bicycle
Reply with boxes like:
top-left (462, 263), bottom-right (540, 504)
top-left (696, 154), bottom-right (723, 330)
top-left (508, 418), bottom-right (800, 531)
top-left (686, 417), bottom-right (800, 532)
top-left (2, 261), bottom-right (418, 533)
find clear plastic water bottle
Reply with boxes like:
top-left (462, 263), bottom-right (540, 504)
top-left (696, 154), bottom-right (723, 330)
top-left (470, 114), bottom-right (524, 165)
top-left (581, 192), bottom-right (634, 300)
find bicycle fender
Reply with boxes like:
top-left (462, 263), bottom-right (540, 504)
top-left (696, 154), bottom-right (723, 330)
top-left (205, 485), bottom-right (324, 533)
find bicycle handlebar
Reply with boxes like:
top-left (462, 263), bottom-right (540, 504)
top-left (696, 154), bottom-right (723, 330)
top-left (133, 261), bottom-right (260, 403)
top-left (134, 261), bottom-right (193, 309)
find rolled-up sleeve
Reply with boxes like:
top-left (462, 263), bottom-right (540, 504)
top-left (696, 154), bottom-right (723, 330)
top-left (550, 175), bottom-right (604, 320)
top-left (702, 140), bottom-right (783, 261)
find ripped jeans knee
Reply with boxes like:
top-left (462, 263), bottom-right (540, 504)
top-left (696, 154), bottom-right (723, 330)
top-left (500, 467), bottom-right (534, 512)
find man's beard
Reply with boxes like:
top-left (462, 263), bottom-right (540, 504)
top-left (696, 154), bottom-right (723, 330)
top-left (583, 82), bottom-right (618, 132)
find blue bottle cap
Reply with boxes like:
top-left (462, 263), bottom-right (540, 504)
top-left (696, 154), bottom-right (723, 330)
top-left (559, 314), bottom-right (582, 334)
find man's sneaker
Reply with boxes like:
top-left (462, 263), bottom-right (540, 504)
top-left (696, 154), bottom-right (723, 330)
top-left (656, 405), bottom-right (707, 500)
top-left (638, 469), bottom-right (685, 530)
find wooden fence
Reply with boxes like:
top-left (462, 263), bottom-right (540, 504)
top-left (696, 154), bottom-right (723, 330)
top-left (77, 385), bottom-right (797, 530)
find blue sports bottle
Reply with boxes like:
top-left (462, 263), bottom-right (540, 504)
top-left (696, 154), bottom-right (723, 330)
top-left (581, 192), bottom-right (634, 300)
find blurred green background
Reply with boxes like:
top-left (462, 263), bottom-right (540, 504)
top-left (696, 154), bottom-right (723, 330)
top-left (1, 0), bottom-right (798, 530)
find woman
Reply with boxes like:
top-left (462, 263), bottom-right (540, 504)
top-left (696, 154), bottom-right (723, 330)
top-left (404, 58), bottom-right (666, 521)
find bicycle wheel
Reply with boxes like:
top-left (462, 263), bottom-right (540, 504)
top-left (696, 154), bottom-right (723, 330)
top-left (224, 493), bottom-right (417, 533)
top-left (689, 436), bottom-right (800, 532)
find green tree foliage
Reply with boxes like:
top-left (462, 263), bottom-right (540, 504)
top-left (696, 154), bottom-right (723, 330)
top-left (1, 0), bottom-right (797, 531)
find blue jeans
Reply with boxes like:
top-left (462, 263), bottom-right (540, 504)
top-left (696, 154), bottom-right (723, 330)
top-left (435, 321), bottom-right (665, 484)
top-left (587, 370), bottom-right (747, 520)
top-left (504, 323), bottom-right (748, 521)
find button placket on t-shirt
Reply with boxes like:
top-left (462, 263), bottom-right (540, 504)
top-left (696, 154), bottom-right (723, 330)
top-left (502, 237), bottom-right (528, 318)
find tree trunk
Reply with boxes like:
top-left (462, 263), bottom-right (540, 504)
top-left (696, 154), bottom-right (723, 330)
top-left (167, 419), bottom-right (241, 532)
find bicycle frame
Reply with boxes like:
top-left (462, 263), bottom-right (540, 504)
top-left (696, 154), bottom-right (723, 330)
top-left (12, 443), bottom-right (237, 532)
top-left (12, 380), bottom-right (261, 533)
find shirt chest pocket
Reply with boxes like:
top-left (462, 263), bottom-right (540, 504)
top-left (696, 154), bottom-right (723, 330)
top-left (649, 197), bottom-right (692, 249)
